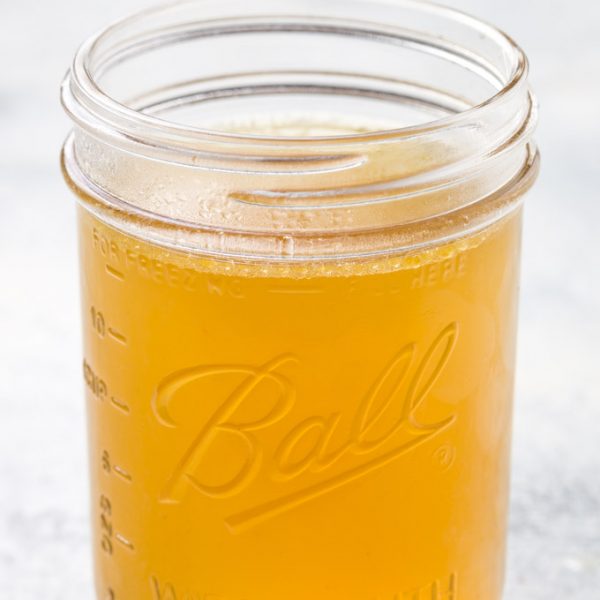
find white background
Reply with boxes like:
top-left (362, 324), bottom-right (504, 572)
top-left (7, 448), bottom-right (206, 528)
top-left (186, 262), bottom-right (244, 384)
top-left (1, 1), bottom-right (599, 598)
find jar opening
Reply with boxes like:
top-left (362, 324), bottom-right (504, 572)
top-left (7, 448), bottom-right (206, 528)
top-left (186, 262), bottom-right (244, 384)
top-left (61, 0), bottom-right (538, 261)
top-left (63, 0), bottom-right (529, 147)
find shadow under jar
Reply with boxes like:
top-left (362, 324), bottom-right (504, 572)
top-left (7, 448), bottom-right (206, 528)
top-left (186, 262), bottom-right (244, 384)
top-left (61, 1), bottom-right (539, 599)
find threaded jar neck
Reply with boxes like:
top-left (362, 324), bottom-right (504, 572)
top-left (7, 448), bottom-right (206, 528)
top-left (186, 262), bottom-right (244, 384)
top-left (61, 0), bottom-right (538, 261)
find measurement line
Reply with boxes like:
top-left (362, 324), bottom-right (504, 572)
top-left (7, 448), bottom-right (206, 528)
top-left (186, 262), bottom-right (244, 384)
top-left (107, 327), bottom-right (128, 345)
top-left (105, 264), bottom-right (125, 281)
top-left (110, 397), bottom-right (130, 414)
top-left (114, 533), bottom-right (135, 551)
top-left (269, 288), bottom-right (324, 295)
top-left (113, 465), bottom-right (133, 482)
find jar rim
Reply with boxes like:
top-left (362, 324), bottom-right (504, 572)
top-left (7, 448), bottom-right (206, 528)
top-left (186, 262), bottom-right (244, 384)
top-left (61, 0), bottom-right (538, 262)
top-left (61, 0), bottom-right (529, 150)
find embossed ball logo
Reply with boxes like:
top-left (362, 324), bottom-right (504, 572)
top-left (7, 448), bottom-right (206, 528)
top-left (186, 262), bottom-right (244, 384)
top-left (151, 323), bottom-right (458, 533)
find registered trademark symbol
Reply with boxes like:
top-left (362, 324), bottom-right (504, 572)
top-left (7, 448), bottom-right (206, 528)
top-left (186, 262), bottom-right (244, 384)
top-left (433, 445), bottom-right (455, 471)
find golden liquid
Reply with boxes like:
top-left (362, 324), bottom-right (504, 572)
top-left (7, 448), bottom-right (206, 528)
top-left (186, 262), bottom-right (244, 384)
top-left (78, 191), bottom-right (522, 599)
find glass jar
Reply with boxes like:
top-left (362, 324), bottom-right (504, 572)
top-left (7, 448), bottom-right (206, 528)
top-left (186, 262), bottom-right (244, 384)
top-left (61, 1), bottom-right (539, 599)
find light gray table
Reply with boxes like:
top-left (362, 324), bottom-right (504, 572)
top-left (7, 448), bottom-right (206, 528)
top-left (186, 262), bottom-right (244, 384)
top-left (1, 1), bottom-right (599, 598)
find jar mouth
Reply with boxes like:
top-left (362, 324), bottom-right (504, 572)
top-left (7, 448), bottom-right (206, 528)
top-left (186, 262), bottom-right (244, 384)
top-left (62, 0), bottom-right (530, 149)
top-left (61, 0), bottom-right (538, 261)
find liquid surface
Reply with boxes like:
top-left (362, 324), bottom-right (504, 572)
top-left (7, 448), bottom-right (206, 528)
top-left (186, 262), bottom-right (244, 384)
top-left (79, 200), bottom-right (522, 599)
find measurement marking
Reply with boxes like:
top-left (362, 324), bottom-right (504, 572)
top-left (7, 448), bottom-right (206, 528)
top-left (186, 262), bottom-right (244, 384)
top-left (114, 533), bottom-right (135, 551)
top-left (107, 327), bottom-right (128, 345)
top-left (113, 465), bottom-right (133, 482)
top-left (110, 397), bottom-right (130, 414)
top-left (105, 264), bottom-right (125, 281)
top-left (269, 288), bottom-right (324, 295)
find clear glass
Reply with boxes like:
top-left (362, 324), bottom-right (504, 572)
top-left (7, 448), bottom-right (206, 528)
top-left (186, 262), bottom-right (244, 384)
top-left (61, 1), bottom-right (539, 599)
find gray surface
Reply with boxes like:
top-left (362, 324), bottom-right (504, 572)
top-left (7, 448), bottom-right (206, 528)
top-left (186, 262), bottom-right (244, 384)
top-left (1, 1), bottom-right (599, 598)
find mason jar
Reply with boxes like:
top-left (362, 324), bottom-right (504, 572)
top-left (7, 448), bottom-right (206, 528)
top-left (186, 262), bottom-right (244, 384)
top-left (61, 1), bottom-right (539, 598)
